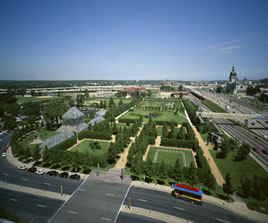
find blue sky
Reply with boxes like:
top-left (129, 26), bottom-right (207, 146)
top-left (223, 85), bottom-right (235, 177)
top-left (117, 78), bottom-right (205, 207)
top-left (0, 0), bottom-right (267, 81)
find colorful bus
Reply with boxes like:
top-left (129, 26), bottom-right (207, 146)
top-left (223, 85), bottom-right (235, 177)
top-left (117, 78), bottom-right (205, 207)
top-left (172, 183), bottom-right (203, 205)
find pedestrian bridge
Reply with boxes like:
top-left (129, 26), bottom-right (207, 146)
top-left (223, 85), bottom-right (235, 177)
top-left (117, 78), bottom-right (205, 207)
top-left (197, 111), bottom-right (268, 121)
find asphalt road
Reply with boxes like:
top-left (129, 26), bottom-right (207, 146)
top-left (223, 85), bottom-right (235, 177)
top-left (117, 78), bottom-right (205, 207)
top-left (0, 132), bottom-right (82, 194)
top-left (116, 212), bottom-right (165, 223)
top-left (49, 178), bottom-right (130, 223)
top-left (125, 187), bottom-right (257, 223)
top-left (0, 187), bottom-right (64, 223)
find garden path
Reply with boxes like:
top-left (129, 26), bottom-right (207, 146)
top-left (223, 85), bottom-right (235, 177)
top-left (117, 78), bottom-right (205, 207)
top-left (113, 125), bottom-right (144, 169)
top-left (192, 126), bottom-right (225, 186)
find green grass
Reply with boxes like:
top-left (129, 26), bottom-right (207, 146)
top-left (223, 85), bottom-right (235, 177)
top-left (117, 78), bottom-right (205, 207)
top-left (210, 149), bottom-right (268, 214)
top-left (120, 108), bottom-right (187, 124)
top-left (210, 150), bottom-right (268, 186)
top-left (71, 140), bottom-right (110, 155)
top-left (156, 127), bottom-right (162, 136)
top-left (116, 122), bottom-right (132, 129)
top-left (20, 130), bottom-right (58, 150)
top-left (17, 96), bottom-right (56, 104)
top-left (147, 147), bottom-right (194, 167)
top-left (202, 99), bottom-right (226, 113)
top-left (200, 132), bottom-right (208, 142)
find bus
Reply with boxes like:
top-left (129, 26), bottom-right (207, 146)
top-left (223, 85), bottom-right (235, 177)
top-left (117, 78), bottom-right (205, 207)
top-left (172, 183), bottom-right (203, 205)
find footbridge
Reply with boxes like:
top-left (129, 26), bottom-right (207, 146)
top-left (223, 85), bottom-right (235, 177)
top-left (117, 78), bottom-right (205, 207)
top-left (197, 111), bottom-right (268, 121)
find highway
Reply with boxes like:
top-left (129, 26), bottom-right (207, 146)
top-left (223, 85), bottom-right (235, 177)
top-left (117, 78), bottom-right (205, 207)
top-left (124, 187), bottom-right (257, 223)
top-left (190, 93), bottom-right (268, 163)
top-left (0, 187), bottom-right (64, 223)
top-left (0, 132), bottom-right (82, 194)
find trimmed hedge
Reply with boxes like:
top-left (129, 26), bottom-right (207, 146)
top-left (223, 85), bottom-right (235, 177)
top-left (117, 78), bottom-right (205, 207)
top-left (155, 120), bottom-right (178, 126)
top-left (148, 136), bottom-right (155, 145)
top-left (50, 136), bottom-right (77, 151)
top-left (119, 118), bottom-right (139, 124)
top-left (161, 138), bottom-right (198, 148)
top-left (78, 130), bottom-right (111, 140)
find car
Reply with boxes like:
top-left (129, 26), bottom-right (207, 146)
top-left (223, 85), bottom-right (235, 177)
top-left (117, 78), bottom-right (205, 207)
top-left (262, 150), bottom-right (268, 155)
top-left (263, 135), bottom-right (267, 139)
top-left (1, 152), bottom-right (6, 158)
top-left (46, 170), bottom-right (59, 177)
top-left (69, 174), bottom-right (80, 180)
top-left (59, 172), bottom-right (69, 178)
top-left (18, 165), bottom-right (27, 170)
top-left (252, 148), bottom-right (259, 153)
top-left (36, 169), bottom-right (45, 175)
top-left (28, 166), bottom-right (37, 173)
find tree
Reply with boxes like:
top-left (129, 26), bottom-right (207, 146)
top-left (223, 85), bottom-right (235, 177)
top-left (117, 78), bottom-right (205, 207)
top-left (240, 176), bottom-right (252, 197)
top-left (158, 161), bottom-right (167, 180)
top-left (162, 123), bottom-right (168, 138)
top-left (32, 145), bottom-right (41, 161)
top-left (173, 159), bottom-right (183, 182)
top-left (43, 98), bottom-right (67, 125)
top-left (187, 162), bottom-right (197, 185)
top-left (223, 172), bottom-right (234, 195)
top-left (235, 143), bottom-right (250, 161)
top-left (107, 143), bottom-right (117, 164)
top-left (42, 147), bottom-right (50, 162)
top-left (144, 157), bottom-right (153, 178)
top-left (109, 98), bottom-right (115, 107)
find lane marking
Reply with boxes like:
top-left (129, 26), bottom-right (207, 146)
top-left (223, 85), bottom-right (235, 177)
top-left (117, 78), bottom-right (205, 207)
top-left (47, 175), bottom-right (89, 223)
top-left (21, 178), bottom-right (28, 181)
top-left (173, 206), bottom-right (185, 211)
top-left (215, 218), bottom-right (230, 223)
top-left (43, 182), bottom-right (50, 186)
top-left (114, 184), bottom-right (131, 223)
top-left (67, 210), bottom-right (77, 214)
top-left (105, 193), bottom-right (115, 197)
top-left (101, 217), bottom-right (112, 221)
top-left (3, 173), bottom-right (8, 176)
top-left (10, 198), bottom-right (18, 202)
top-left (37, 204), bottom-right (45, 208)
top-left (78, 188), bottom-right (86, 191)
top-left (138, 199), bottom-right (148, 202)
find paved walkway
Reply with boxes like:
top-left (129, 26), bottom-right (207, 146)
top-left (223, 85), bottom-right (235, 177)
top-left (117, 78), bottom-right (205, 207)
top-left (131, 181), bottom-right (268, 223)
top-left (114, 125), bottom-right (144, 169)
top-left (192, 126), bottom-right (225, 186)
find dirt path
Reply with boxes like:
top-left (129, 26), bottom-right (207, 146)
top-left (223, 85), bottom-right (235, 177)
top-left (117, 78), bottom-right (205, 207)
top-left (114, 125), bottom-right (144, 169)
top-left (192, 126), bottom-right (225, 186)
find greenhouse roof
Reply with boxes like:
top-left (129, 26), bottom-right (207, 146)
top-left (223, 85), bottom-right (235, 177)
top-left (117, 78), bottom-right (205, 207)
top-left (96, 109), bottom-right (106, 117)
top-left (40, 131), bottom-right (75, 150)
top-left (62, 107), bottom-right (84, 120)
top-left (89, 116), bottom-right (105, 126)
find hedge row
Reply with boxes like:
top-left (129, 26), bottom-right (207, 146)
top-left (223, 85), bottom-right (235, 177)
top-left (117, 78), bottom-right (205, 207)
top-left (161, 138), bottom-right (198, 148)
top-left (50, 136), bottom-right (77, 151)
top-left (119, 118), bottom-right (139, 124)
top-left (78, 130), bottom-right (112, 140)
top-left (155, 120), bottom-right (178, 126)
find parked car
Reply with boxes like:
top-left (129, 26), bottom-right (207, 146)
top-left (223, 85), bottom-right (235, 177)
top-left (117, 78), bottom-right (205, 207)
top-left (59, 172), bottom-right (69, 178)
top-left (46, 170), bottom-right (59, 177)
top-left (18, 165), bottom-right (27, 170)
top-left (2, 152), bottom-right (7, 158)
top-left (28, 166), bottom-right (37, 173)
top-left (69, 174), bottom-right (80, 180)
top-left (263, 134), bottom-right (267, 139)
top-left (262, 150), bottom-right (268, 155)
top-left (252, 148), bottom-right (259, 153)
top-left (36, 169), bottom-right (45, 175)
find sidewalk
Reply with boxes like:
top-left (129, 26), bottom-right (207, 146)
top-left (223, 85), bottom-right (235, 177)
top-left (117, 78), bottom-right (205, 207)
top-left (131, 181), bottom-right (268, 223)
top-left (0, 182), bottom-right (69, 201)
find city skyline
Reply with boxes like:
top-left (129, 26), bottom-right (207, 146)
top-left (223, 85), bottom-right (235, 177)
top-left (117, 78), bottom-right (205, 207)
top-left (0, 0), bottom-right (268, 81)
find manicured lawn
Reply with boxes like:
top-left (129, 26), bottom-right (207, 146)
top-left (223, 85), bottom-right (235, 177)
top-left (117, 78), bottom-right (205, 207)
top-left (20, 130), bottom-right (58, 150)
top-left (156, 127), bottom-right (162, 136)
top-left (210, 150), bottom-right (268, 186)
top-left (17, 96), bottom-right (56, 104)
top-left (71, 140), bottom-right (110, 155)
top-left (200, 132), bottom-right (208, 142)
top-left (120, 108), bottom-right (187, 124)
top-left (147, 147), bottom-right (194, 167)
